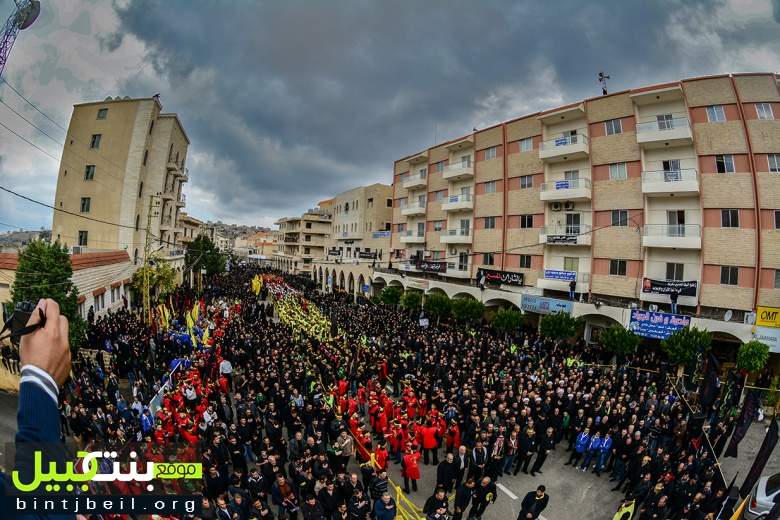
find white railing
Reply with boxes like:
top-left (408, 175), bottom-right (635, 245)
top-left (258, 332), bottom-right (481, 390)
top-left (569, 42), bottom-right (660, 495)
top-left (445, 228), bottom-right (471, 237)
top-left (404, 172), bottom-right (427, 183)
top-left (540, 178), bottom-right (592, 191)
top-left (543, 224), bottom-right (592, 236)
top-left (446, 194), bottom-right (472, 203)
top-left (642, 169), bottom-right (697, 183)
top-left (447, 262), bottom-right (469, 271)
top-left (444, 162), bottom-right (472, 173)
top-left (401, 230), bottom-right (425, 238)
top-left (540, 134), bottom-right (589, 150)
top-left (643, 224), bottom-right (701, 237)
top-left (636, 117), bottom-right (690, 133)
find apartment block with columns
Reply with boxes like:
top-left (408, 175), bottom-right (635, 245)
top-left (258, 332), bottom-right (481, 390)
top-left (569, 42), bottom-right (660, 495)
top-left (272, 209), bottom-right (332, 274)
top-left (389, 72), bottom-right (780, 323)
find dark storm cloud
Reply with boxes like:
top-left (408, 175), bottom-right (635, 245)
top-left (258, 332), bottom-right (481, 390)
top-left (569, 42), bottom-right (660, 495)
top-left (106, 0), bottom-right (775, 218)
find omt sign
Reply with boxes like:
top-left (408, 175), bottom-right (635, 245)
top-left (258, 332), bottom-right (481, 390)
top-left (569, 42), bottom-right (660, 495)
top-left (756, 306), bottom-right (780, 328)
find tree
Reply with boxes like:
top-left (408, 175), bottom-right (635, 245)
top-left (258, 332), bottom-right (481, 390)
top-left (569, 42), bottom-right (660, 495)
top-left (451, 298), bottom-right (485, 326)
top-left (132, 257), bottom-right (177, 301)
top-left (379, 286), bottom-right (402, 306)
top-left (736, 340), bottom-right (770, 374)
top-left (11, 240), bottom-right (85, 352)
top-left (539, 312), bottom-right (581, 341)
top-left (661, 326), bottom-right (712, 373)
top-left (491, 308), bottom-right (524, 336)
top-left (424, 293), bottom-right (451, 324)
top-left (600, 326), bottom-right (640, 360)
top-left (400, 290), bottom-right (422, 314)
top-left (185, 234), bottom-right (226, 277)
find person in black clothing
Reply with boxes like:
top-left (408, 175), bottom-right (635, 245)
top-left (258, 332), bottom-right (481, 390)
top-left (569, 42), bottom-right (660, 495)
top-left (530, 427), bottom-right (555, 476)
top-left (514, 427), bottom-right (537, 475)
top-left (468, 476), bottom-right (497, 520)
top-left (436, 452), bottom-right (459, 493)
top-left (423, 488), bottom-right (449, 516)
top-left (453, 478), bottom-right (475, 520)
top-left (517, 485), bottom-right (549, 520)
top-left (317, 480), bottom-right (341, 517)
top-left (301, 494), bottom-right (326, 520)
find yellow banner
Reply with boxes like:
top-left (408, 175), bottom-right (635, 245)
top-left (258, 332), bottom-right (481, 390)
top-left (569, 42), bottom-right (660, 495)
top-left (729, 496), bottom-right (749, 520)
top-left (756, 306), bottom-right (780, 328)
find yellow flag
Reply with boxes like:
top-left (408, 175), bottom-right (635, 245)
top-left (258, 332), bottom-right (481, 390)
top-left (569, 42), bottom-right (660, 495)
top-left (202, 326), bottom-right (210, 347)
top-left (191, 302), bottom-right (199, 322)
top-left (729, 496), bottom-right (749, 520)
top-left (251, 275), bottom-right (261, 296)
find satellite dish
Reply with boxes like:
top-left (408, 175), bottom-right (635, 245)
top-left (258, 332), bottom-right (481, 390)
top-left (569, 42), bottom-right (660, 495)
top-left (17, 0), bottom-right (41, 30)
top-left (724, 309), bottom-right (733, 322)
top-left (105, 96), bottom-right (113, 101)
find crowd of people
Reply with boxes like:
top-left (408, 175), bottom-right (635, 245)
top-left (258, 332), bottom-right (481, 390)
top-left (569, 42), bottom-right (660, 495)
top-left (14, 262), bottom-right (742, 520)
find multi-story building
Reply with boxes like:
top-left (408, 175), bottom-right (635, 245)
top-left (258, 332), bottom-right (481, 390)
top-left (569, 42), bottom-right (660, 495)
top-left (379, 72), bottom-right (780, 350)
top-left (272, 209), bottom-right (331, 274)
top-left (178, 213), bottom-right (204, 246)
top-left (51, 96), bottom-right (190, 270)
top-left (311, 183), bottom-right (393, 294)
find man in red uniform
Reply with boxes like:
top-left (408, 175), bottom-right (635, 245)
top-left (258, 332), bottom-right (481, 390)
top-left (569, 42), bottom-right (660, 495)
top-left (401, 446), bottom-right (422, 494)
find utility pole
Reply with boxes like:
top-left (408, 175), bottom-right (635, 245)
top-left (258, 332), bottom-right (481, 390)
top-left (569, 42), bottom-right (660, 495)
top-left (143, 194), bottom-right (161, 325)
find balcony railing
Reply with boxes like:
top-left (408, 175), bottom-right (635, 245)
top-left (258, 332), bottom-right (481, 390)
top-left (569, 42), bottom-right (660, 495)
top-left (643, 224), bottom-right (701, 238)
top-left (542, 224), bottom-right (591, 236)
top-left (401, 230), bottom-right (425, 238)
top-left (636, 117), bottom-right (690, 134)
top-left (641, 169), bottom-right (698, 184)
top-left (402, 172), bottom-right (428, 189)
top-left (539, 178), bottom-right (592, 192)
top-left (540, 134), bottom-right (589, 151)
top-left (442, 161), bottom-right (474, 180)
top-left (446, 262), bottom-right (469, 271)
top-left (445, 229), bottom-right (471, 237)
top-left (447, 193), bottom-right (472, 203)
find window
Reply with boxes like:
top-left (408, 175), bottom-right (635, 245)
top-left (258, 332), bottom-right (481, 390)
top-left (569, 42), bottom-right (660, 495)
top-left (433, 221), bottom-right (444, 232)
top-left (483, 216), bottom-right (496, 229)
top-left (484, 181), bottom-right (497, 193)
top-left (519, 255), bottom-right (532, 269)
top-left (78, 231), bottom-right (88, 246)
top-left (756, 103), bottom-right (774, 120)
top-left (519, 138), bottom-right (533, 152)
top-left (304, 235), bottom-right (311, 242)
top-left (519, 214), bottom-right (533, 228)
top-left (769, 154), bottom-right (780, 173)
top-left (518, 175), bottom-right (533, 189)
top-left (609, 259), bottom-right (627, 276)
top-left (435, 162), bottom-right (444, 173)
top-left (80, 197), bottom-right (91, 213)
top-left (90, 134), bottom-right (101, 148)
top-left (367, 197), bottom-right (374, 207)
top-left (97, 108), bottom-right (108, 120)
top-left (484, 146), bottom-right (497, 160)
top-left (609, 162), bottom-right (627, 181)
top-left (84, 165), bottom-right (95, 180)
top-left (434, 190), bottom-right (446, 201)
top-left (305, 222), bottom-right (312, 229)
top-left (666, 262), bottom-right (684, 281)
top-left (605, 118), bottom-right (623, 135)
top-left (138, 182), bottom-right (144, 198)
top-left (143, 150), bottom-right (149, 166)
top-left (483, 253), bottom-right (495, 265)
top-left (706, 105), bottom-right (726, 123)
top-left (720, 265), bottom-right (739, 285)
top-left (611, 209), bottom-right (628, 227)
top-left (304, 247), bottom-right (310, 254)
top-left (716, 154), bottom-right (735, 173)
top-left (563, 257), bottom-right (579, 273)
top-left (775, 270), bottom-right (780, 289)
top-left (387, 198), bottom-right (392, 207)
top-left (721, 209), bottom-right (739, 228)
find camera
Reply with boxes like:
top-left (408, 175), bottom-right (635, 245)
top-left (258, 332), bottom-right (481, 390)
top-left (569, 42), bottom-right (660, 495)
top-left (0, 301), bottom-right (46, 346)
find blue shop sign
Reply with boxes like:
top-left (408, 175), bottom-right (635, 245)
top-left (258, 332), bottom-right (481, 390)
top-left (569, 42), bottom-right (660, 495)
top-left (521, 294), bottom-right (573, 315)
top-left (372, 231), bottom-right (391, 238)
top-left (628, 310), bottom-right (690, 340)
top-left (543, 269), bottom-right (577, 281)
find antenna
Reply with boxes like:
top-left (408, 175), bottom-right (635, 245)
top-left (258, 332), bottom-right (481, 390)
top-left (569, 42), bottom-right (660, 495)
top-left (598, 71), bottom-right (610, 96)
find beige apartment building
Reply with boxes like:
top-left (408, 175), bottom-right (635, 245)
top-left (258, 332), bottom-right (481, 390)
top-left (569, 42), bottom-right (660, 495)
top-left (364, 72), bottom-right (780, 349)
top-left (272, 209), bottom-right (332, 274)
top-left (178, 212), bottom-right (205, 245)
top-left (51, 96), bottom-right (190, 270)
top-left (311, 183), bottom-right (393, 294)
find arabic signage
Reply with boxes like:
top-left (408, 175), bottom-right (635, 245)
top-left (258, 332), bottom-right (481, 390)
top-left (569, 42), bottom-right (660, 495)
top-left (546, 235), bottom-right (577, 245)
top-left (554, 137), bottom-right (568, 146)
top-left (358, 251), bottom-right (377, 260)
top-left (641, 278), bottom-right (697, 297)
top-left (543, 269), bottom-right (576, 282)
top-left (628, 310), bottom-right (690, 340)
top-left (328, 248), bottom-right (341, 256)
top-left (752, 326), bottom-right (780, 353)
top-left (406, 279), bottom-right (429, 290)
top-left (521, 294), bottom-right (573, 315)
top-left (477, 268), bottom-right (524, 286)
top-left (417, 261), bottom-right (446, 273)
top-left (372, 231), bottom-right (391, 239)
top-left (554, 180), bottom-right (571, 190)
top-left (756, 306), bottom-right (780, 328)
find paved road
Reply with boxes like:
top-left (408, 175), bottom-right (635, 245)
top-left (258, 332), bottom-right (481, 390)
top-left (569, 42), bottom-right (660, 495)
top-left (0, 390), bottom-right (775, 520)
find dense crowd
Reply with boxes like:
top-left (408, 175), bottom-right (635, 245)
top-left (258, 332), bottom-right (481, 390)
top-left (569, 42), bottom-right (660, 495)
top-left (24, 263), bottom-right (739, 520)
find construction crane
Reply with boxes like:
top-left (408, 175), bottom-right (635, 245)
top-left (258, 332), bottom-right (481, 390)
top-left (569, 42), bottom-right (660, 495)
top-left (0, 0), bottom-right (40, 79)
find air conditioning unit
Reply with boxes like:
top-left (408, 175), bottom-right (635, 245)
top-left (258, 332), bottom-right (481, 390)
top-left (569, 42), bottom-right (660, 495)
top-left (744, 312), bottom-right (756, 325)
top-left (564, 201), bottom-right (575, 211)
top-left (551, 202), bottom-right (562, 212)
top-left (649, 304), bottom-right (659, 312)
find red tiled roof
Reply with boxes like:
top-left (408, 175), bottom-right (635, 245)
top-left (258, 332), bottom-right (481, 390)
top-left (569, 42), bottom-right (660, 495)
top-left (71, 251), bottom-right (130, 271)
top-left (0, 253), bottom-right (18, 270)
top-left (92, 287), bottom-right (106, 297)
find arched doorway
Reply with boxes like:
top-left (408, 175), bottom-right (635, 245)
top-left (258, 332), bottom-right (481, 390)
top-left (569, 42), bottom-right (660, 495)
top-left (324, 268), bottom-right (330, 291)
top-left (357, 274), bottom-right (366, 296)
top-left (339, 271), bottom-right (345, 290)
top-left (348, 272), bottom-right (355, 294)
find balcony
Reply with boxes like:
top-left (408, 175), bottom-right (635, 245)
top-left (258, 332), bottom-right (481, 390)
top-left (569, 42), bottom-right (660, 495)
top-left (166, 161), bottom-right (178, 171)
top-left (160, 218), bottom-right (174, 231)
top-left (636, 117), bottom-right (692, 149)
top-left (403, 172), bottom-right (428, 190)
top-left (540, 225), bottom-right (592, 246)
top-left (539, 134), bottom-right (589, 162)
top-left (335, 231), bottom-right (364, 240)
top-left (399, 230), bottom-right (426, 244)
top-left (536, 270), bottom-right (589, 292)
top-left (176, 195), bottom-right (186, 207)
top-left (642, 224), bottom-right (701, 249)
top-left (401, 203), bottom-right (427, 216)
top-left (399, 261), bottom-right (422, 273)
top-left (540, 177), bottom-right (592, 202)
top-left (445, 262), bottom-right (471, 279)
top-left (440, 228), bottom-right (472, 244)
top-left (441, 194), bottom-right (473, 212)
top-left (641, 169), bottom-right (699, 196)
top-left (442, 162), bottom-right (474, 181)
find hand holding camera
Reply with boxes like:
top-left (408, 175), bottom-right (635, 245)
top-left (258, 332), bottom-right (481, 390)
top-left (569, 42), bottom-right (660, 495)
top-left (19, 298), bottom-right (71, 386)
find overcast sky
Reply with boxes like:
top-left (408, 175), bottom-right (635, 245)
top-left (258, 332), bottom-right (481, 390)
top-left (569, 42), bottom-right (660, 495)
top-left (0, 0), bottom-right (779, 231)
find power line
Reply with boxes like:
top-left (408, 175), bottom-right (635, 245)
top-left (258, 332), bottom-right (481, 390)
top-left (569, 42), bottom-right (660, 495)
top-left (0, 77), bottom-right (67, 131)
top-left (0, 118), bottom-right (60, 161)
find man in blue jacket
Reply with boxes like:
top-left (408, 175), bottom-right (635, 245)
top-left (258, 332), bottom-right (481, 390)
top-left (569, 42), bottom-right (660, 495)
top-left (579, 431), bottom-right (603, 472)
top-left (594, 432), bottom-right (613, 477)
top-left (564, 427), bottom-right (590, 468)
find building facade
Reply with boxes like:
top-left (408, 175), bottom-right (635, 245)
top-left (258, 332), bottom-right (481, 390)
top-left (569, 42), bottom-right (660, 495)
top-left (380, 72), bottom-right (780, 343)
top-left (178, 212), bottom-right (205, 246)
top-left (272, 209), bottom-right (332, 274)
top-left (51, 96), bottom-right (190, 267)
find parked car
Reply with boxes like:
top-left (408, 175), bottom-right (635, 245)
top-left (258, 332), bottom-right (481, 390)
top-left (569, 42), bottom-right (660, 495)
top-left (746, 472), bottom-right (780, 520)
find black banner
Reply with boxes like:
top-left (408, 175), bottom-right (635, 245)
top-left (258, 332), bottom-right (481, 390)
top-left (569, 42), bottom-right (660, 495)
top-left (417, 260), bottom-right (446, 273)
top-left (358, 251), bottom-right (377, 260)
top-left (546, 235), bottom-right (577, 245)
top-left (641, 277), bottom-right (697, 297)
top-left (328, 248), bottom-right (341, 256)
top-left (476, 268), bottom-right (524, 286)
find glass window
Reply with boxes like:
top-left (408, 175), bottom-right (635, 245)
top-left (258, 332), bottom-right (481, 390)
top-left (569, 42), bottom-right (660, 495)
top-left (605, 118), bottom-right (623, 135)
top-left (706, 105), bottom-right (726, 123)
top-left (519, 255), bottom-right (532, 269)
top-left (716, 154), bottom-right (735, 173)
top-left (433, 221), bottom-right (444, 232)
top-left (84, 165), bottom-right (95, 180)
top-left (519, 215), bottom-right (533, 228)
top-left (611, 209), bottom-right (628, 227)
top-left (519, 138), bottom-right (533, 152)
top-left (435, 162), bottom-right (444, 173)
top-left (387, 198), bottom-right (392, 207)
top-left (484, 181), bottom-right (497, 193)
top-left (756, 103), bottom-right (774, 120)
top-left (78, 231), bottom-right (88, 246)
top-left (775, 210), bottom-right (780, 229)
top-left (484, 146), bottom-right (497, 160)
top-left (775, 270), bottom-right (780, 289)
top-left (609, 259), bottom-right (627, 276)
top-left (96, 108), bottom-right (108, 120)
top-left (90, 134), bottom-right (102, 149)
top-left (721, 209), bottom-right (739, 228)
top-left (609, 162), bottom-right (627, 181)
top-left (563, 257), bottom-right (579, 272)
top-left (80, 197), bottom-right (91, 213)
top-left (520, 175), bottom-right (533, 189)
top-left (720, 266), bottom-right (738, 285)
top-left (666, 263), bottom-right (684, 281)
top-left (484, 216), bottom-right (496, 229)
top-left (483, 253), bottom-right (495, 265)
top-left (768, 154), bottom-right (780, 173)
